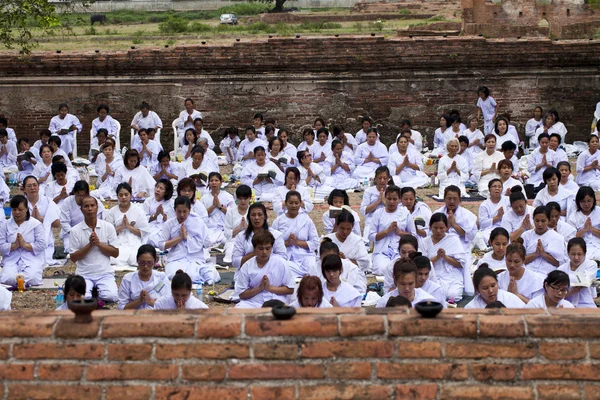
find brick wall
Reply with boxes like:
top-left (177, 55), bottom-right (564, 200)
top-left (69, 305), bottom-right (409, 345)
top-left (1, 308), bottom-right (600, 399)
top-left (1, 36), bottom-right (599, 153)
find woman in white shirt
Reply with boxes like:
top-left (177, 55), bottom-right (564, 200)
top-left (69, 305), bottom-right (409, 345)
top-left (32, 144), bottom-right (53, 192)
top-left (268, 137), bottom-right (291, 173)
top-left (547, 202), bottom-right (576, 241)
top-left (526, 270), bottom-right (574, 309)
top-left (200, 172), bottom-right (235, 246)
top-left (154, 270), bottom-right (208, 310)
top-left (223, 185), bottom-right (251, 264)
top-left (311, 128), bottom-right (333, 167)
top-left (477, 227), bottom-right (510, 273)
top-left (472, 134), bottom-right (504, 198)
top-left (388, 135), bottom-right (429, 189)
top-left (535, 110), bottom-right (567, 144)
top-left (278, 129), bottom-right (298, 165)
top-left (324, 210), bottom-right (370, 273)
top-left (575, 135), bottom-right (600, 190)
top-left (497, 242), bottom-right (545, 303)
top-left (533, 167), bottom-right (574, 219)
top-left (177, 98), bottom-right (203, 145)
top-left (48, 103), bottom-right (82, 156)
top-left (240, 146), bottom-right (284, 202)
top-left (353, 129), bottom-right (389, 180)
top-left (432, 114), bottom-right (450, 155)
top-left (525, 106), bottom-right (543, 149)
top-left (478, 179), bottom-right (508, 244)
top-left (321, 254), bottom-right (362, 307)
top-left (522, 206), bottom-right (567, 276)
top-left (143, 179), bottom-right (175, 241)
top-left (115, 149), bottom-right (155, 199)
top-left (376, 259), bottom-right (437, 308)
top-left (91, 104), bottom-right (119, 147)
top-left (437, 138), bottom-right (468, 198)
top-left (501, 187), bottom-right (534, 242)
top-left (465, 264), bottom-right (526, 309)
top-left (527, 133), bottom-right (557, 190)
top-left (297, 150), bottom-right (332, 201)
top-left (558, 238), bottom-right (598, 308)
top-left (272, 167), bottom-right (313, 216)
top-left (177, 128), bottom-right (198, 161)
top-left (130, 101), bottom-right (163, 148)
top-left (289, 275), bottom-right (332, 308)
top-left (493, 117), bottom-right (519, 150)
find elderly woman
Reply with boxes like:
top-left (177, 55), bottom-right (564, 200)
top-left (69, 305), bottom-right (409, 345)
top-left (473, 134), bottom-right (504, 198)
top-left (437, 138), bottom-right (469, 198)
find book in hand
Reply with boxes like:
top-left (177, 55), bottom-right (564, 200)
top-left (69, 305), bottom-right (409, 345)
top-left (190, 172), bottom-right (208, 183)
top-left (257, 170), bottom-right (277, 179)
top-left (272, 156), bottom-right (288, 165)
top-left (328, 205), bottom-right (353, 219)
top-left (59, 128), bottom-right (70, 134)
top-left (414, 217), bottom-right (426, 229)
top-left (17, 151), bottom-right (35, 162)
top-left (90, 149), bottom-right (101, 158)
top-left (570, 272), bottom-right (599, 288)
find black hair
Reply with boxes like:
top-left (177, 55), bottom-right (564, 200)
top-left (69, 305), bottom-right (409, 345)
top-left (544, 270), bottom-right (569, 291)
top-left (384, 184), bottom-right (401, 198)
top-left (412, 255), bottom-right (431, 271)
top-left (245, 203), bottom-right (269, 240)
top-left (174, 195), bottom-right (192, 210)
top-left (332, 125), bottom-right (344, 137)
top-left (0, 129), bottom-right (7, 138)
top-left (494, 116), bottom-right (509, 135)
top-left (478, 86), bottom-right (490, 97)
top-left (549, 133), bottom-right (562, 144)
top-left (157, 150), bottom-right (170, 163)
top-left (443, 185), bottom-right (461, 198)
top-left (314, 117), bottom-right (326, 127)
top-left (509, 186), bottom-right (526, 205)
top-left (97, 104), bottom-right (109, 113)
top-left (473, 264), bottom-right (497, 291)
top-left (489, 227), bottom-right (510, 243)
top-left (392, 259), bottom-right (418, 282)
top-left (374, 166), bottom-right (390, 180)
top-left (64, 275), bottom-right (86, 300)
top-left (253, 146), bottom-right (266, 155)
top-left (501, 140), bottom-right (517, 152)
top-left (116, 182), bottom-right (132, 196)
top-left (251, 229), bottom-right (275, 248)
top-left (264, 117), bottom-right (276, 125)
top-left (48, 136), bottom-right (61, 147)
top-left (319, 237), bottom-right (340, 255)
top-left (557, 161), bottom-right (571, 172)
top-left (184, 128), bottom-right (198, 146)
top-left (429, 212), bottom-right (448, 228)
top-left (303, 127), bottom-right (315, 138)
top-left (190, 145), bottom-right (205, 157)
top-left (537, 132), bottom-right (550, 144)
top-left (284, 167), bottom-right (300, 183)
top-left (22, 175), bottom-right (38, 188)
top-left (532, 205), bottom-right (550, 219)
top-left (254, 113), bottom-right (264, 121)
top-left (139, 101), bottom-right (150, 109)
top-left (71, 180), bottom-right (90, 195)
top-left (17, 137), bottom-right (29, 146)
top-left (542, 167), bottom-right (560, 184)
top-left (10, 195), bottom-right (30, 220)
top-left (264, 125), bottom-right (275, 137)
top-left (208, 172), bottom-right (223, 183)
top-left (172, 270), bottom-right (192, 292)
top-left (177, 178), bottom-right (197, 204)
top-left (485, 301), bottom-right (506, 309)
top-left (285, 190), bottom-right (301, 203)
top-left (51, 162), bottom-right (67, 177)
top-left (400, 186), bottom-right (416, 197)
top-left (386, 295), bottom-right (412, 308)
top-left (575, 186), bottom-right (596, 212)
top-left (124, 149), bottom-right (141, 169)
top-left (439, 114), bottom-right (450, 129)
top-left (235, 184), bottom-right (252, 199)
top-left (137, 244), bottom-right (157, 261)
top-left (58, 103), bottom-right (69, 111)
top-left (184, 98), bottom-right (194, 105)
top-left (268, 136), bottom-right (283, 151)
top-left (327, 189), bottom-right (349, 206)
top-left (0, 117), bottom-right (6, 126)
top-left (567, 237), bottom-right (587, 254)
top-left (449, 115), bottom-right (462, 125)
top-left (488, 178), bottom-right (502, 190)
top-left (399, 234), bottom-right (418, 252)
top-left (154, 179), bottom-right (174, 201)
top-left (548, 108), bottom-right (560, 122)
top-left (546, 201), bottom-right (561, 216)
top-left (321, 254), bottom-right (343, 278)
top-left (96, 128), bottom-right (108, 138)
top-left (51, 154), bottom-right (65, 165)
top-left (360, 116), bottom-right (372, 125)
top-left (335, 210), bottom-right (355, 226)
top-left (588, 134), bottom-right (599, 144)
top-left (330, 139), bottom-right (343, 151)
top-left (506, 242), bottom-right (526, 260)
top-left (458, 135), bottom-right (469, 145)
top-left (225, 126), bottom-right (239, 139)
top-left (245, 126), bottom-right (256, 135)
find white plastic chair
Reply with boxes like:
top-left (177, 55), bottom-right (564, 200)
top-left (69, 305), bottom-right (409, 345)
top-left (172, 118), bottom-right (180, 157)
top-left (89, 120), bottom-right (121, 155)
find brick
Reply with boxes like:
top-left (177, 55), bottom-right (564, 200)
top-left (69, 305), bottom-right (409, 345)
top-left (0, 364), bottom-right (34, 380)
top-left (585, 384), bottom-right (600, 400)
top-left (196, 315), bottom-right (242, 338)
top-left (105, 386), bottom-right (153, 400)
top-left (302, 341), bottom-right (393, 358)
top-left (182, 364), bottom-right (226, 381)
top-left (107, 344), bottom-right (153, 361)
top-left (442, 385), bottom-right (533, 400)
top-left (0, 344), bottom-right (10, 359)
top-left (540, 342), bottom-right (586, 360)
top-left (340, 315), bottom-right (385, 336)
top-left (8, 384), bottom-right (102, 400)
top-left (87, 364), bottom-right (178, 381)
top-left (229, 363), bottom-right (324, 380)
top-left (102, 315), bottom-right (195, 338)
top-left (527, 316), bottom-right (600, 338)
top-left (388, 314), bottom-right (477, 337)
top-left (156, 343), bottom-right (249, 359)
top-left (591, 343), bottom-right (600, 359)
top-left (377, 363), bottom-right (468, 380)
top-left (250, 386), bottom-right (295, 400)
top-left (397, 342), bottom-right (442, 358)
top-left (155, 386), bottom-right (247, 400)
top-left (471, 364), bottom-right (518, 381)
top-left (253, 343), bottom-right (299, 360)
top-left (394, 384), bottom-right (438, 400)
top-left (0, 316), bottom-right (56, 337)
top-left (522, 364), bottom-right (600, 380)
top-left (479, 315), bottom-right (525, 337)
top-left (445, 342), bottom-right (537, 359)
top-left (14, 343), bottom-right (103, 360)
top-left (55, 318), bottom-right (101, 338)
top-left (37, 364), bottom-right (84, 381)
top-left (328, 362), bottom-right (371, 379)
top-left (245, 315), bottom-right (338, 337)
top-left (299, 384), bottom-right (392, 400)
top-left (538, 384), bottom-right (581, 400)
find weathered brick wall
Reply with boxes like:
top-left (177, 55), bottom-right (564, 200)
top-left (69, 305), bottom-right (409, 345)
top-left (1, 36), bottom-right (599, 153)
top-left (1, 308), bottom-right (600, 399)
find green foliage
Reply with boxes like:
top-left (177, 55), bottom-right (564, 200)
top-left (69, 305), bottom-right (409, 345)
top-left (213, 2), bottom-right (271, 16)
top-left (428, 15), bottom-right (446, 22)
top-left (247, 22), bottom-right (277, 34)
top-left (397, 8), bottom-right (411, 15)
top-left (132, 29), bottom-right (146, 44)
top-left (353, 22), bottom-right (364, 32)
top-left (594, 28), bottom-right (600, 38)
top-left (158, 16), bottom-right (189, 34)
top-left (84, 26), bottom-right (97, 35)
top-left (372, 20), bottom-right (384, 31)
top-left (189, 22), bottom-right (212, 33)
top-left (297, 21), bottom-right (342, 32)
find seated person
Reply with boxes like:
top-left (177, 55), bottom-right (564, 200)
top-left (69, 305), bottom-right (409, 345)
top-left (150, 151), bottom-right (184, 185)
top-left (501, 186), bottom-right (535, 242)
top-left (377, 259), bottom-right (438, 308)
top-left (16, 137), bottom-right (38, 182)
top-left (360, 167), bottom-right (389, 241)
top-left (320, 254), bottom-right (362, 307)
top-left (522, 206), bottom-right (567, 276)
top-left (289, 275), bottom-right (332, 308)
top-left (526, 270), bottom-right (574, 309)
top-left (223, 185), bottom-right (251, 264)
top-left (322, 189), bottom-right (361, 236)
top-left (115, 149), bottom-right (155, 199)
top-left (154, 270), bottom-right (208, 310)
top-left (323, 139), bottom-right (361, 191)
top-left (309, 238), bottom-right (366, 295)
top-left (558, 238), bottom-right (598, 308)
top-left (272, 167), bottom-right (313, 216)
top-left (557, 161), bottom-right (579, 194)
top-left (55, 275), bottom-right (85, 311)
top-left (241, 146), bottom-right (284, 202)
top-left (44, 162), bottom-right (73, 205)
top-left (143, 179), bottom-right (175, 241)
top-left (465, 264), bottom-right (526, 308)
top-left (352, 129), bottom-right (389, 180)
top-left (59, 181), bottom-right (104, 254)
top-left (200, 172), bottom-right (235, 246)
top-left (91, 140), bottom-right (124, 200)
top-left (497, 242), bottom-right (545, 303)
top-left (324, 210), bottom-right (371, 273)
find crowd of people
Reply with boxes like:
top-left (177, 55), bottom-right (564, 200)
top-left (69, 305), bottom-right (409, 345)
top-left (0, 88), bottom-right (598, 311)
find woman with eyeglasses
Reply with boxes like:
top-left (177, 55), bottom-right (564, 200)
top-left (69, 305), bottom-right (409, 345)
top-left (117, 245), bottom-right (171, 310)
top-left (526, 270), bottom-right (574, 309)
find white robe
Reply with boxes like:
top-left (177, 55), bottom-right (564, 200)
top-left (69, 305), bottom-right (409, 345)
top-left (533, 186), bottom-right (575, 220)
top-left (240, 160), bottom-right (285, 200)
top-left (91, 157), bottom-right (124, 200)
top-left (322, 281), bottom-right (362, 308)
top-left (561, 178), bottom-right (580, 194)
top-left (59, 195), bottom-right (104, 253)
top-left (115, 166), bottom-right (155, 199)
top-left (387, 149), bottom-right (429, 189)
top-left (272, 185), bottom-right (314, 216)
top-left (569, 208), bottom-right (600, 260)
top-left (231, 228), bottom-right (288, 270)
top-left (324, 232), bottom-right (371, 273)
top-left (553, 220), bottom-right (576, 241)
top-left (465, 289), bottom-right (526, 309)
top-left (558, 259), bottom-right (598, 308)
top-left (149, 161), bottom-right (184, 185)
top-left (234, 254), bottom-right (295, 309)
top-left (463, 128), bottom-right (484, 155)
top-left (478, 197), bottom-right (509, 243)
top-left (497, 269), bottom-right (545, 300)
top-left (133, 140), bottom-right (160, 170)
top-left (105, 204), bottom-right (151, 266)
top-left (353, 142), bottom-right (389, 179)
top-left (117, 271), bottom-right (172, 310)
top-left (321, 208), bottom-right (361, 237)
top-left (298, 162), bottom-right (333, 201)
top-left (323, 153), bottom-right (360, 190)
top-left (220, 135), bottom-right (241, 163)
top-left (131, 111), bottom-right (163, 147)
top-left (307, 258), bottom-right (366, 295)
top-left (501, 205), bottom-right (535, 235)
top-left (576, 149), bottom-right (600, 190)
top-left (522, 229), bottom-right (568, 275)
top-left (527, 148), bottom-right (558, 187)
top-left (526, 294), bottom-right (574, 309)
top-left (49, 113), bottom-right (82, 155)
top-left (142, 197), bottom-right (175, 242)
top-left (223, 206), bottom-right (247, 264)
top-left (272, 211), bottom-right (320, 277)
top-left (525, 118), bottom-right (543, 148)
top-left (237, 138), bottom-right (268, 166)
top-left (407, 201), bottom-right (433, 250)
top-left (535, 122), bottom-right (568, 144)
top-left (476, 252), bottom-right (507, 272)
top-left (0, 218), bottom-right (46, 287)
top-left (421, 233), bottom-right (467, 301)
top-left (501, 177), bottom-right (524, 197)
top-left (312, 141), bottom-right (333, 167)
top-left (472, 150), bottom-right (504, 198)
top-left (360, 186), bottom-right (386, 237)
top-left (92, 115), bottom-right (119, 138)
top-left (437, 154), bottom-right (469, 198)
top-left (376, 287), bottom-right (436, 308)
top-left (200, 190), bottom-right (235, 245)
top-left (0, 141), bottom-right (17, 170)
top-left (44, 180), bottom-right (74, 205)
top-left (154, 294), bottom-right (208, 310)
top-left (368, 206), bottom-right (415, 275)
top-left (434, 205), bottom-right (477, 257)
top-left (176, 109), bottom-right (203, 141)
top-left (27, 195), bottom-right (60, 266)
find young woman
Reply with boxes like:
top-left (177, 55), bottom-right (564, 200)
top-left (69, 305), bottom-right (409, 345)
top-left (576, 135), bottom-right (600, 190)
top-left (312, 128), bottom-right (333, 166)
top-left (297, 150), bottom-right (332, 201)
top-left (497, 242), bottom-right (545, 303)
top-left (174, 178), bottom-right (208, 222)
top-left (522, 206), bottom-right (567, 275)
top-left (547, 202), bottom-right (576, 241)
top-left (289, 275), bottom-right (332, 308)
top-left (272, 167), bottom-right (314, 216)
top-left (421, 213), bottom-right (467, 302)
top-left (333, 125), bottom-right (357, 154)
top-left (368, 185), bottom-right (414, 275)
top-left (151, 151), bottom-right (183, 185)
top-left (59, 181), bottom-right (104, 254)
top-left (478, 179), bottom-right (508, 244)
top-left (309, 238), bottom-right (366, 295)
top-left (354, 117), bottom-right (372, 145)
top-left (115, 149), bottom-right (155, 199)
top-left (154, 270), bottom-right (208, 310)
top-left (325, 211), bottom-right (371, 274)
top-left (472, 134), bottom-right (504, 198)
top-left (199, 172), bottom-right (235, 246)
top-left (133, 129), bottom-right (159, 170)
top-left (272, 191), bottom-right (320, 278)
top-left (477, 87), bottom-right (497, 134)
top-left (32, 144), bottom-right (53, 191)
top-left (493, 116), bottom-right (518, 150)
top-left (533, 167), bottom-right (574, 219)
top-left (48, 103), bottom-right (82, 156)
top-left (477, 227), bottom-right (510, 272)
top-left (360, 166), bottom-right (390, 241)
top-left (570, 186), bottom-right (600, 260)
top-left (382, 234), bottom-right (420, 292)
top-left (353, 129), bottom-right (389, 180)
top-left (118, 245), bottom-right (171, 310)
top-left (157, 196), bottom-right (219, 284)
top-left (223, 185), bottom-right (251, 264)
top-left (463, 114), bottom-right (484, 155)
top-left (220, 126), bottom-right (241, 164)
top-left (549, 134), bottom-right (568, 164)
top-left (130, 102), bottom-right (163, 148)
top-left (498, 159), bottom-right (523, 196)
top-left (401, 186), bottom-right (432, 249)
top-left (322, 189), bottom-right (361, 236)
top-left (501, 186), bottom-right (535, 242)
top-left (297, 127), bottom-right (316, 154)
top-left (178, 128), bottom-right (198, 161)
top-left (432, 114), bottom-right (450, 154)
top-left (91, 104), bottom-right (119, 146)
top-left (241, 146), bottom-right (284, 202)
top-left (55, 275), bottom-right (86, 311)
top-left (558, 161), bottom-right (580, 194)
top-left (465, 264), bottom-right (525, 308)
top-left (321, 254), bottom-right (362, 307)
top-left (535, 110), bottom-right (567, 144)
top-left (323, 140), bottom-right (360, 190)
top-left (376, 259), bottom-right (437, 308)
top-left (91, 141), bottom-right (124, 200)
top-left (143, 179), bottom-right (175, 241)
top-left (413, 254), bottom-right (446, 305)
top-left (45, 163), bottom-right (73, 205)
top-left (437, 138), bottom-right (469, 198)
top-left (526, 270), bottom-right (574, 309)
top-left (23, 175), bottom-right (60, 266)
top-left (233, 230), bottom-right (294, 309)
top-left (0, 195), bottom-right (46, 287)
top-left (238, 126), bottom-right (268, 167)
top-left (182, 146), bottom-right (218, 192)
top-left (387, 135), bottom-right (429, 188)
top-left (558, 238), bottom-right (598, 308)
top-left (278, 129), bottom-right (298, 165)
top-left (268, 137), bottom-right (291, 173)
top-left (106, 183), bottom-right (150, 266)
top-left (525, 106), bottom-right (544, 149)
top-left (527, 133), bottom-right (557, 190)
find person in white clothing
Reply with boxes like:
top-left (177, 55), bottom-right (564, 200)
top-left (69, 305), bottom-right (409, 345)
top-left (527, 133), bottom-right (557, 190)
top-left (59, 181), bottom-right (104, 254)
top-left (400, 120), bottom-right (423, 152)
top-left (570, 186), bottom-right (600, 260)
top-left (323, 139), bottom-right (361, 191)
top-left (0, 129), bottom-right (17, 170)
top-left (241, 146), bottom-right (284, 202)
top-left (557, 161), bottom-right (579, 194)
top-left (48, 103), bottom-right (82, 156)
top-left (382, 234), bottom-right (419, 292)
top-left (116, 149), bottom-right (155, 199)
top-left (272, 167), bottom-right (314, 216)
top-left (130, 101), bottom-right (163, 148)
top-left (181, 146), bottom-right (218, 193)
top-left (576, 135), bottom-right (600, 190)
top-left (353, 129), bottom-right (389, 179)
top-left (478, 179), bottom-right (508, 244)
top-left (151, 151), bottom-right (184, 185)
top-left (476, 227), bottom-right (510, 273)
top-left (90, 141), bottom-right (124, 200)
top-left (143, 179), bottom-right (175, 243)
top-left (297, 150), bottom-right (332, 201)
top-left (463, 114), bottom-right (484, 155)
top-left (268, 137), bottom-right (291, 173)
top-left (557, 238), bottom-right (598, 308)
top-left (432, 114), bottom-right (451, 155)
top-left (234, 230), bottom-right (294, 309)
top-left (0, 196), bottom-right (46, 287)
top-left (45, 163), bottom-right (73, 205)
top-left (132, 129), bottom-right (159, 170)
top-left (310, 128), bottom-right (332, 167)
top-left (497, 242), bottom-right (545, 303)
top-left (476, 86), bottom-right (497, 135)
top-left (526, 270), bottom-right (575, 309)
top-left (237, 126), bottom-right (268, 167)
top-left (0, 117), bottom-right (16, 143)
top-left (437, 138), bottom-right (469, 198)
top-left (525, 106), bottom-right (544, 149)
top-left (193, 118), bottom-right (215, 150)
top-left (401, 187), bottom-right (432, 250)
top-left (501, 187), bottom-right (535, 242)
top-left (465, 264), bottom-right (526, 309)
top-left (533, 167), bottom-right (574, 219)
top-left (278, 129), bottom-right (299, 165)
top-left (47, 136), bottom-right (73, 168)
top-left (522, 206), bottom-right (567, 276)
top-left (360, 167), bottom-right (390, 242)
top-left (332, 125), bottom-right (358, 154)
top-left (493, 117), bottom-right (519, 151)
top-left (118, 245), bottom-right (171, 310)
top-left (200, 172), bottom-right (235, 246)
top-left (69, 196), bottom-right (119, 302)
top-left (177, 98), bottom-right (203, 145)
top-left (32, 144), bottom-right (53, 191)
top-left (413, 254), bottom-right (446, 305)
top-left (154, 270), bottom-right (208, 310)
top-left (354, 117), bottom-right (372, 145)
top-left (220, 127), bottom-right (241, 164)
top-left (535, 110), bottom-right (567, 145)
top-left (548, 133), bottom-right (568, 165)
top-left (472, 134), bottom-right (504, 198)
top-left (498, 160), bottom-right (523, 197)
top-left (321, 254), bottom-right (362, 307)
top-left (175, 178), bottom-right (209, 222)
top-left (289, 275), bottom-right (333, 308)
top-left (198, 138), bottom-right (219, 173)
top-left (325, 210), bottom-right (371, 273)
top-left (223, 185), bottom-right (251, 264)
top-left (91, 104), bottom-right (119, 146)
top-left (376, 259), bottom-right (438, 308)
top-left (322, 190), bottom-right (361, 237)
top-left (388, 136), bottom-right (429, 189)
top-left (310, 238), bottom-right (366, 295)
top-left (547, 202), bottom-right (576, 241)
top-left (55, 275), bottom-right (85, 311)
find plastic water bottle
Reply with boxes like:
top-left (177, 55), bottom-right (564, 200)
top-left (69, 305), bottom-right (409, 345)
top-left (195, 284), bottom-right (203, 300)
top-left (363, 177), bottom-right (369, 190)
top-left (55, 286), bottom-right (64, 308)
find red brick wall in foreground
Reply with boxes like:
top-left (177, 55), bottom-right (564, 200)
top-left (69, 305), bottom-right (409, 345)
top-left (1, 307), bottom-right (600, 399)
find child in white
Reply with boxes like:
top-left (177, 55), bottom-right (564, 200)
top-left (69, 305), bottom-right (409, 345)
top-left (321, 254), bottom-right (362, 307)
top-left (557, 238), bottom-right (598, 308)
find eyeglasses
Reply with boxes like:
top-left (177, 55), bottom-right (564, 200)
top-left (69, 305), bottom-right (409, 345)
top-left (138, 261), bottom-right (155, 268)
top-left (549, 284), bottom-right (569, 295)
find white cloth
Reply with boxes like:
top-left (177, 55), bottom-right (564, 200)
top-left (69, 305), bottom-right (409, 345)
top-left (231, 228), bottom-right (288, 270)
top-left (568, 209), bottom-right (600, 260)
top-left (322, 281), bottom-right (362, 307)
top-left (421, 233), bottom-right (467, 301)
top-left (132, 140), bottom-right (160, 170)
top-left (91, 157), bottom-right (124, 200)
top-left (272, 211), bottom-right (319, 277)
top-left (368, 206), bottom-right (415, 274)
top-left (437, 154), bottom-right (469, 198)
top-left (477, 96), bottom-right (497, 125)
top-left (234, 254), bottom-right (295, 308)
top-left (387, 149), bottom-right (429, 188)
top-left (576, 149), bottom-right (600, 189)
top-left (321, 209), bottom-right (361, 237)
top-left (527, 149), bottom-right (558, 187)
top-left (307, 258), bottom-right (366, 295)
top-left (324, 232), bottom-right (371, 273)
top-left (71, 219), bottom-right (118, 277)
top-left (557, 259), bottom-right (598, 308)
top-left (535, 122), bottom-right (567, 144)
top-left (526, 294), bottom-right (574, 309)
top-left (476, 252), bottom-right (507, 272)
top-left (526, 118), bottom-right (543, 148)
top-left (478, 197), bottom-right (509, 243)
top-left (115, 166), bottom-right (155, 198)
top-left (501, 205), bottom-right (534, 235)
top-left (522, 228), bottom-right (568, 275)
top-left (59, 195), bottom-right (104, 253)
top-left (352, 141), bottom-right (389, 179)
top-left (177, 109), bottom-right (203, 137)
top-left (533, 186), bottom-right (575, 220)
top-left (220, 135), bottom-right (241, 163)
top-left (92, 115), bottom-right (119, 138)
top-left (465, 289), bottom-right (526, 309)
top-left (553, 220), bottom-right (576, 241)
top-left (154, 294), bottom-right (208, 310)
top-left (49, 114), bottom-right (82, 154)
top-left (223, 206), bottom-right (248, 264)
top-left (472, 150), bottom-right (504, 198)
top-left (376, 287), bottom-right (436, 308)
top-left (237, 138), bottom-right (268, 166)
top-left (0, 287), bottom-right (12, 310)
top-left (241, 160), bottom-right (285, 199)
top-left (0, 141), bottom-right (17, 169)
top-left (143, 197), bottom-right (175, 244)
top-left (0, 218), bottom-right (46, 287)
top-left (323, 153), bottom-right (360, 190)
top-left (463, 128), bottom-right (484, 155)
top-left (105, 204), bottom-right (150, 266)
top-left (497, 269), bottom-right (545, 300)
top-left (272, 185), bottom-right (313, 216)
top-left (117, 271), bottom-right (171, 310)
top-left (27, 195), bottom-right (60, 266)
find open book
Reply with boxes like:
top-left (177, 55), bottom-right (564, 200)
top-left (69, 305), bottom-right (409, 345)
top-left (190, 172), bottom-right (209, 184)
top-left (570, 272), bottom-right (599, 288)
top-left (329, 205), bottom-right (353, 219)
top-left (257, 170), bottom-right (277, 180)
top-left (17, 151), bottom-right (35, 162)
top-left (414, 216), bottom-right (426, 229)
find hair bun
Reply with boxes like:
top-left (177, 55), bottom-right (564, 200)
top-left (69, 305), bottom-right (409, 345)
top-left (175, 269), bottom-right (184, 275)
top-left (510, 186), bottom-right (523, 193)
top-left (477, 263), bottom-right (490, 270)
top-left (514, 237), bottom-right (524, 245)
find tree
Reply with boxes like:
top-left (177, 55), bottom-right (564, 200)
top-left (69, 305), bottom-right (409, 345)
top-left (256, 0), bottom-right (287, 13)
top-left (0, 0), bottom-right (89, 54)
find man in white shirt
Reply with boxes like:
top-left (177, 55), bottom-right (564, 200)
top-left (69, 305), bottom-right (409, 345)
top-left (70, 196), bottom-right (119, 302)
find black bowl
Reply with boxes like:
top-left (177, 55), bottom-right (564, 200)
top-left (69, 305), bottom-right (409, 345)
top-left (67, 299), bottom-right (98, 323)
top-left (414, 301), bottom-right (443, 318)
top-left (272, 305), bottom-right (296, 320)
